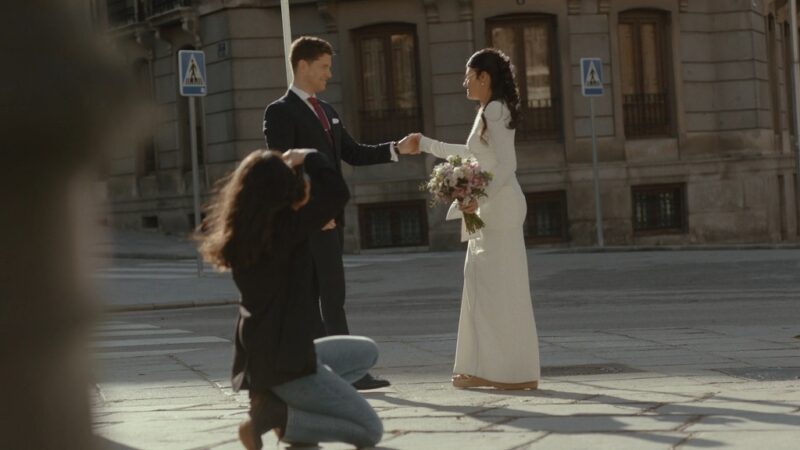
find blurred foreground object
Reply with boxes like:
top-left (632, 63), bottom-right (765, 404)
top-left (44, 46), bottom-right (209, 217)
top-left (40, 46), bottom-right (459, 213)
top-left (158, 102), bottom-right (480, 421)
top-left (0, 1), bottom-right (137, 449)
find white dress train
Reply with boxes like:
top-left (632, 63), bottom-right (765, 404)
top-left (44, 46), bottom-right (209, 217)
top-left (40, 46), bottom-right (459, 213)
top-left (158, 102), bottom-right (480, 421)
top-left (420, 100), bottom-right (540, 383)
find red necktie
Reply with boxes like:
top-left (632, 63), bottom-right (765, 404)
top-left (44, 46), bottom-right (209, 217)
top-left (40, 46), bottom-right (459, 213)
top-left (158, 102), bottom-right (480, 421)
top-left (307, 96), bottom-right (333, 146)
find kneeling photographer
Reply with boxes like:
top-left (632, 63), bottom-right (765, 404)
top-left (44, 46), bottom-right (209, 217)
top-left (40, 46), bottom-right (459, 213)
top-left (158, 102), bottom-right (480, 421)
top-left (198, 149), bottom-right (383, 449)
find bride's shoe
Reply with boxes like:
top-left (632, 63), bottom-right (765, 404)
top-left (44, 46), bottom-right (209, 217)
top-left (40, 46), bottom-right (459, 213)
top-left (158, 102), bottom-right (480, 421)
top-left (452, 374), bottom-right (538, 390)
top-left (452, 374), bottom-right (489, 388)
top-left (486, 380), bottom-right (538, 390)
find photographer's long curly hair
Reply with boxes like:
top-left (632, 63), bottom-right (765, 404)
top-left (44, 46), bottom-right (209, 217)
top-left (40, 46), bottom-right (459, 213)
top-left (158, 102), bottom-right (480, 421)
top-left (467, 48), bottom-right (521, 144)
top-left (198, 150), bottom-right (303, 270)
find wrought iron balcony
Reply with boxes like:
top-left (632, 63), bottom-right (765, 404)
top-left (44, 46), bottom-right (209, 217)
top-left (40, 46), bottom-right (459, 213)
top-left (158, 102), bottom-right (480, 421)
top-left (150, 0), bottom-right (193, 16)
top-left (623, 92), bottom-right (671, 138)
top-left (106, 0), bottom-right (138, 27)
top-left (518, 97), bottom-right (562, 142)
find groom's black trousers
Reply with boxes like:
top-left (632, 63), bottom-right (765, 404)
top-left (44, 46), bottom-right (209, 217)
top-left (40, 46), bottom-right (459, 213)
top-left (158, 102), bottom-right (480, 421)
top-left (309, 227), bottom-right (349, 338)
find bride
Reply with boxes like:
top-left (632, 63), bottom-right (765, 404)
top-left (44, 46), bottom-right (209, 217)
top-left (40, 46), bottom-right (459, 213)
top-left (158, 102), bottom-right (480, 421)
top-left (410, 48), bottom-right (540, 389)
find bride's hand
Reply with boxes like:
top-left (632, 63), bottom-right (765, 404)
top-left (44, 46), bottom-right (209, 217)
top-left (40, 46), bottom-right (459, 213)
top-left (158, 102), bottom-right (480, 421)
top-left (459, 199), bottom-right (478, 214)
top-left (397, 133), bottom-right (421, 155)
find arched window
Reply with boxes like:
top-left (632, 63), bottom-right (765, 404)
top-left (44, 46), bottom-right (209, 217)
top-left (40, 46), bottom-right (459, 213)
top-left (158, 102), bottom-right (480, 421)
top-left (618, 9), bottom-right (673, 138)
top-left (487, 14), bottom-right (562, 141)
top-left (352, 24), bottom-right (422, 144)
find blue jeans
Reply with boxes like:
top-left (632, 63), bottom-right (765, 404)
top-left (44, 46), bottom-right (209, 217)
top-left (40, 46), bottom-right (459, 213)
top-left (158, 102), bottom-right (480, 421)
top-left (271, 336), bottom-right (383, 447)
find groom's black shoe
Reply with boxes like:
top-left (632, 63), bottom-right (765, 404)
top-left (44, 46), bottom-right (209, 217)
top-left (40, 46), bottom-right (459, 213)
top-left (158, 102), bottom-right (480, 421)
top-left (353, 373), bottom-right (390, 390)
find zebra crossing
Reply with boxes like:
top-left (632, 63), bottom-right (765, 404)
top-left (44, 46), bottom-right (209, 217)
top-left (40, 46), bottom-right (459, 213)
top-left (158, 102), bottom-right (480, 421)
top-left (95, 253), bottom-right (456, 278)
top-left (93, 260), bottom-right (220, 280)
top-left (91, 320), bottom-right (230, 359)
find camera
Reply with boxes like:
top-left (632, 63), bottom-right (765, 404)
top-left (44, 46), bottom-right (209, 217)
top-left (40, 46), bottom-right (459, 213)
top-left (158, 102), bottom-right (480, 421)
top-left (288, 163), bottom-right (307, 204)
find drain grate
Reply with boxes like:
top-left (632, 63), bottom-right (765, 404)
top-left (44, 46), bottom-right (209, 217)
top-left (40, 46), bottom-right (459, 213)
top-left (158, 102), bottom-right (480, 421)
top-left (542, 363), bottom-right (643, 377)
top-left (713, 367), bottom-right (800, 381)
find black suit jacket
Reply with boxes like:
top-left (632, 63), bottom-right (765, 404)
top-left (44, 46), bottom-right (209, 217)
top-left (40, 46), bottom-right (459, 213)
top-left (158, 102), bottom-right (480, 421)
top-left (263, 90), bottom-right (394, 227)
top-left (263, 90), bottom-right (394, 173)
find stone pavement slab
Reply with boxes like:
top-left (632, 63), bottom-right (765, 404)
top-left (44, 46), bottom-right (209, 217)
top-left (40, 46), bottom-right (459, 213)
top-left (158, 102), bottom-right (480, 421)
top-left (679, 431), bottom-right (800, 449)
top-left (92, 325), bottom-right (800, 449)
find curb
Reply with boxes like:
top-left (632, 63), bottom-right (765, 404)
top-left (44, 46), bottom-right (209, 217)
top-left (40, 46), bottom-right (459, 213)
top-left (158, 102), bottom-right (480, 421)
top-left (545, 244), bottom-right (800, 254)
top-left (105, 244), bottom-right (800, 260)
top-left (107, 299), bottom-right (239, 313)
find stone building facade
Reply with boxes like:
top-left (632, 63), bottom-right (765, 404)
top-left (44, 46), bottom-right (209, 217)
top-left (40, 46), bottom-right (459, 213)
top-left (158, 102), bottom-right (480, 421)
top-left (95, 0), bottom-right (800, 251)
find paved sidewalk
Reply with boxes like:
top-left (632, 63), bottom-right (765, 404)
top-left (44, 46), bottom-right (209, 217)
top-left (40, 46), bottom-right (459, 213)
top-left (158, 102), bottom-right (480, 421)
top-left (92, 230), bottom-right (800, 448)
top-left (92, 324), bottom-right (800, 449)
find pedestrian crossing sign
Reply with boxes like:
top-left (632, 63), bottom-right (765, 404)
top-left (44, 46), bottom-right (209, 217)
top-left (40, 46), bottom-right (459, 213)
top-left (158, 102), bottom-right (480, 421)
top-left (179, 50), bottom-right (207, 97)
top-left (580, 58), bottom-right (604, 97)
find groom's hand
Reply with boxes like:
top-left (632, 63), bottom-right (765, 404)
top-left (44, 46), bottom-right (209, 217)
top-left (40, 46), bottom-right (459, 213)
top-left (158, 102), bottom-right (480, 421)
top-left (321, 219), bottom-right (336, 231)
top-left (397, 133), bottom-right (421, 155)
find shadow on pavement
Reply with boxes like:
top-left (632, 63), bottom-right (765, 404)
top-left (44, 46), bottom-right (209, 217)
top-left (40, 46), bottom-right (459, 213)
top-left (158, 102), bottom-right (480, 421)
top-left (363, 390), bottom-right (726, 448)
top-left (96, 435), bottom-right (140, 449)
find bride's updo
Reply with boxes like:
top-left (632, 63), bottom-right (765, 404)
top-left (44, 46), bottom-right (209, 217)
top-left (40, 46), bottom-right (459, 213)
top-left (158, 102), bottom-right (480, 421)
top-left (467, 48), bottom-right (521, 142)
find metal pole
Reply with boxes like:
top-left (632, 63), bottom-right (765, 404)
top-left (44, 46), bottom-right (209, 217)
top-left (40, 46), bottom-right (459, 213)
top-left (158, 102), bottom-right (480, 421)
top-left (280, 0), bottom-right (293, 87)
top-left (590, 96), bottom-right (604, 247)
top-left (790, 0), bottom-right (800, 223)
top-left (189, 96), bottom-right (203, 276)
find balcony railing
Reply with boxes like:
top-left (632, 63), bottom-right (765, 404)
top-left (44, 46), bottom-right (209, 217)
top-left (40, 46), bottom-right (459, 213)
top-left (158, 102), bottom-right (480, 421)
top-left (106, 0), bottom-right (138, 27)
top-left (359, 107), bottom-right (422, 145)
top-left (623, 92), bottom-right (671, 138)
top-left (518, 97), bottom-right (561, 141)
top-left (151, 0), bottom-right (192, 16)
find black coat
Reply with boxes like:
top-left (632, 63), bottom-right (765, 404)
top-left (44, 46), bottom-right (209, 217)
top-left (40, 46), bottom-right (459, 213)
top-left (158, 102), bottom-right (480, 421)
top-left (263, 90), bottom-right (394, 225)
top-left (230, 152), bottom-right (350, 392)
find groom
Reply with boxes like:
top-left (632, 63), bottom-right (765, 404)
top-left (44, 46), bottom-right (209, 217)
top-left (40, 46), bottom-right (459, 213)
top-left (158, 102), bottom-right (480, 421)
top-left (263, 36), bottom-right (419, 390)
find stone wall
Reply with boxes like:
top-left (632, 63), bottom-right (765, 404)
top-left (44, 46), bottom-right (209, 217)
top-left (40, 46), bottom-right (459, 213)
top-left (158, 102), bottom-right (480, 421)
top-left (101, 0), bottom-right (800, 249)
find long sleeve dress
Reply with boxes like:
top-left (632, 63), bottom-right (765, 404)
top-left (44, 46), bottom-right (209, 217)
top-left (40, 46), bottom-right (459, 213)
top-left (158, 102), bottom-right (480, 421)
top-left (420, 100), bottom-right (540, 384)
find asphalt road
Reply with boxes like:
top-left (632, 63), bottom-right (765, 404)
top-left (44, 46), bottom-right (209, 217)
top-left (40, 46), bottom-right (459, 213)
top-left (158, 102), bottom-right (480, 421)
top-left (106, 249), bottom-right (800, 341)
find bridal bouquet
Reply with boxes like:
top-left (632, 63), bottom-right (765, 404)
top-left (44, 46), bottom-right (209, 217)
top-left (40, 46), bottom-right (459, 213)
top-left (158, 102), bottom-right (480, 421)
top-left (422, 155), bottom-right (492, 233)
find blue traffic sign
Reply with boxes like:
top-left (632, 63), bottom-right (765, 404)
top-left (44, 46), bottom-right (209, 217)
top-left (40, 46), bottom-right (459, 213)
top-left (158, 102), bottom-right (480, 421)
top-left (580, 58), bottom-right (603, 97)
top-left (179, 50), bottom-right (207, 97)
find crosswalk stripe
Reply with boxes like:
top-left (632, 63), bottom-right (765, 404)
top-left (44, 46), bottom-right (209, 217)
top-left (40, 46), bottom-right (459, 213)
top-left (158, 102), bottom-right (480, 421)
top-left (94, 348), bottom-right (202, 359)
top-left (91, 336), bottom-right (229, 348)
top-left (92, 274), bottom-right (197, 280)
top-left (102, 267), bottom-right (202, 273)
top-left (92, 329), bottom-right (190, 338)
top-left (95, 324), bottom-right (159, 331)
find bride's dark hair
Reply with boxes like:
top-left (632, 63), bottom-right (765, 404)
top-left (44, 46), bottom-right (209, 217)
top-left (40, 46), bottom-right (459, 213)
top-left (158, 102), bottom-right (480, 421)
top-left (467, 48), bottom-right (521, 143)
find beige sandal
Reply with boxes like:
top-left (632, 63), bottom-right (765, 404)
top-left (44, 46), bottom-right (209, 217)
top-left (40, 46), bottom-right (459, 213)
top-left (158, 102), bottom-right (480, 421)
top-left (452, 374), bottom-right (538, 390)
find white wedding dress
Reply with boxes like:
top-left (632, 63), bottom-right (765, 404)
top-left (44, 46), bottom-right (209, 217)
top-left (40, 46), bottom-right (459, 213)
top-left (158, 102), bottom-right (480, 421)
top-left (420, 100), bottom-right (540, 384)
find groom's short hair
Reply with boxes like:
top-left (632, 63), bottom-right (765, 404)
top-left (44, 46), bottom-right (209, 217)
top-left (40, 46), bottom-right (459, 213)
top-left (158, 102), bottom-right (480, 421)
top-left (290, 36), bottom-right (334, 69)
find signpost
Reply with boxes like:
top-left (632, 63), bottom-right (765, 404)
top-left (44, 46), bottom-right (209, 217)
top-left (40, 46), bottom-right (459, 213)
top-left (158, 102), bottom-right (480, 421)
top-left (178, 50), bottom-right (207, 275)
top-left (580, 57), bottom-right (605, 247)
top-left (280, 0), bottom-right (293, 87)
